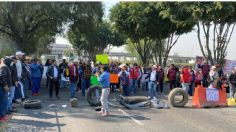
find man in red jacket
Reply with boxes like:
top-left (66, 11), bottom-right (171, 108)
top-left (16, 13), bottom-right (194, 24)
top-left (69, 60), bottom-right (79, 98)
top-left (129, 63), bottom-right (141, 95)
top-left (181, 66), bottom-right (190, 93)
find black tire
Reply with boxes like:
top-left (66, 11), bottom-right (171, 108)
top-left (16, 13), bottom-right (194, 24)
top-left (23, 100), bottom-right (42, 109)
top-left (86, 85), bottom-right (102, 106)
top-left (121, 96), bottom-right (149, 104)
top-left (168, 88), bottom-right (188, 107)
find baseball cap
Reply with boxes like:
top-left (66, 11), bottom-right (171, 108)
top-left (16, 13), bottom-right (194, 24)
top-left (15, 51), bottom-right (25, 56)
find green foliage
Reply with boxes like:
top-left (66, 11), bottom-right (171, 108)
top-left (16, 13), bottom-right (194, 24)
top-left (110, 2), bottom-right (196, 65)
top-left (0, 38), bottom-right (16, 58)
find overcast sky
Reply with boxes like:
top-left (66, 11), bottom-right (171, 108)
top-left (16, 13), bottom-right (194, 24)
top-left (56, 1), bottom-right (236, 60)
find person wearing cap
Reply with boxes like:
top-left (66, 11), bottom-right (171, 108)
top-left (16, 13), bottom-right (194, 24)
top-left (0, 58), bottom-right (11, 122)
top-left (69, 59), bottom-right (79, 98)
top-left (228, 67), bottom-right (236, 98)
top-left (118, 64), bottom-right (130, 96)
top-left (15, 51), bottom-right (28, 102)
top-left (46, 59), bottom-right (60, 99)
top-left (145, 65), bottom-right (159, 100)
top-left (96, 65), bottom-right (110, 116)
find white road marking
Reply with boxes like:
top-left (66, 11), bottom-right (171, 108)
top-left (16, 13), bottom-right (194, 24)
top-left (118, 109), bottom-right (144, 126)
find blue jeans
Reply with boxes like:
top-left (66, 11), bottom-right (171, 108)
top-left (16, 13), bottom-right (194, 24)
top-left (60, 80), bottom-right (67, 88)
top-left (70, 82), bottom-right (77, 98)
top-left (7, 86), bottom-right (15, 111)
top-left (122, 85), bottom-right (129, 96)
top-left (32, 77), bottom-right (41, 94)
top-left (182, 83), bottom-right (189, 93)
top-left (0, 85), bottom-right (8, 117)
top-left (148, 81), bottom-right (157, 99)
top-left (82, 79), bottom-right (90, 96)
top-left (188, 82), bottom-right (195, 96)
top-left (14, 80), bottom-right (25, 101)
top-left (130, 79), bottom-right (138, 95)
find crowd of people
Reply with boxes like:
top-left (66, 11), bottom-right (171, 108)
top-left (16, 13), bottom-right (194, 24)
top-left (1, 50), bottom-right (236, 119)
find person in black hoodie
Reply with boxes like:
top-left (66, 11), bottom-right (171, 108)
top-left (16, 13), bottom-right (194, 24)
top-left (0, 58), bottom-right (11, 122)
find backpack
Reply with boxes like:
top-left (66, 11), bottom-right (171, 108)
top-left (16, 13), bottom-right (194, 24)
top-left (120, 72), bottom-right (129, 86)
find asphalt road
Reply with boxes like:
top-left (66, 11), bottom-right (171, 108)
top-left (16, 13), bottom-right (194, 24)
top-left (3, 86), bottom-right (236, 132)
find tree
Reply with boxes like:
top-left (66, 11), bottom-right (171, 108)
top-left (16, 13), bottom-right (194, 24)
top-left (155, 2), bottom-right (196, 67)
top-left (67, 2), bottom-right (126, 62)
top-left (189, 2), bottom-right (236, 65)
top-left (0, 2), bottom-right (68, 54)
top-left (110, 2), bottom-right (156, 65)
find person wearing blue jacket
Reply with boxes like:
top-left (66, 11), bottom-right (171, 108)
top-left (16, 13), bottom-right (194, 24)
top-left (30, 59), bottom-right (43, 96)
top-left (96, 65), bottom-right (110, 116)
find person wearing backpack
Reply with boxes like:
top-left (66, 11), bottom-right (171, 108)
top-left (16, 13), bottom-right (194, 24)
top-left (129, 63), bottom-right (141, 95)
top-left (118, 64), bottom-right (130, 96)
top-left (145, 65), bottom-right (159, 100)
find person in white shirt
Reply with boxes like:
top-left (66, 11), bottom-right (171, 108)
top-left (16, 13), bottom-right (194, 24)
top-left (146, 65), bottom-right (159, 100)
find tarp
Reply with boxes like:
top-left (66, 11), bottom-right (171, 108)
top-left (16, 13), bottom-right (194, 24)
top-left (96, 54), bottom-right (109, 64)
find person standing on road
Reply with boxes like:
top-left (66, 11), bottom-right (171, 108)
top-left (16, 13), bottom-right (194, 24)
top-left (228, 67), bottom-right (236, 98)
top-left (59, 59), bottom-right (68, 88)
top-left (167, 64), bottom-right (176, 91)
top-left (146, 65), bottom-right (159, 100)
top-left (7, 57), bottom-right (18, 113)
top-left (30, 59), bottom-right (42, 96)
top-left (157, 65), bottom-right (164, 94)
top-left (46, 60), bottom-right (60, 99)
top-left (69, 60), bottom-right (79, 98)
top-left (15, 51), bottom-right (28, 102)
top-left (195, 68), bottom-right (203, 87)
top-left (118, 64), bottom-right (130, 96)
top-left (189, 66), bottom-right (195, 96)
top-left (81, 62), bottom-right (92, 96)
top-left (96, 65), bottom-right (110, 116)
top-left (181, 66), bottom-right (190, 94)
top-left (0, 58), bottom-right (11, 122)
top-left (129, 63), bottom-right (141, 95)
top-left (198, 61), bottom-right (210, 87)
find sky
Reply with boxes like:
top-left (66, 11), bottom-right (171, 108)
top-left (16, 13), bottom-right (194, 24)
top-left (56, 1), bottom-right (236, 60)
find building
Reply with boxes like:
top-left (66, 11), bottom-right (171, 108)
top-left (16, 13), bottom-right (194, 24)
top-left (47, 43), bottom-right (73, 60)
top-left (108, 52), bottom-right (137, 62)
